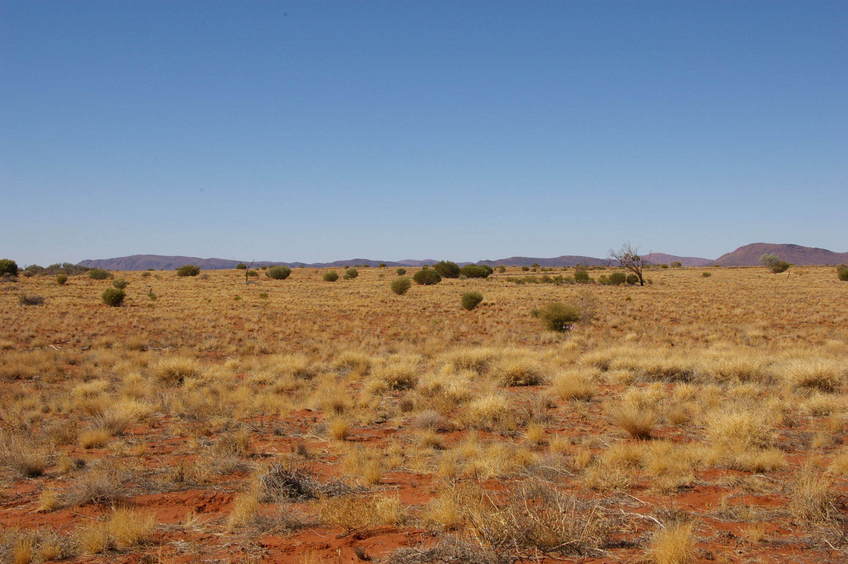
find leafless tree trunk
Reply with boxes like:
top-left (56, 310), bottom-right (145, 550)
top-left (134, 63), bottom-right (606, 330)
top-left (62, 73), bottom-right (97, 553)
top-left (610, 243), bottom-right (645, 286)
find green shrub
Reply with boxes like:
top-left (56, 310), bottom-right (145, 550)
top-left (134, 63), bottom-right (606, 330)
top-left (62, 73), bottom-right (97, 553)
top-left (534, 302), bottom-right (582, 332)
top-left (246, 270), bottom-right (259, 278)
top-left (497, 266), bottom-right (506, 273)
top-left (626, 273), bottom-right (639, 285)
top-left (837, 265), bottom-right (848, 282)
top-left (176, 264), bottom-right (200, 277)
top-left (267, 266), bottom-right (292, 280)
top-left (670, 261), bottom-right (682, 268)
top-left (102, 288), bottom-right (125, 307)
top-left (88, 268), bottom-right (110, 280)
top-left (19, 295), bottom-right (45, 306)
top-left (391, 277), bottom-right (412, 295)
top-left (396, 268), bottom-right (407, 276)
top-left (606, 272), bottom-right (627, 285)
top-left (434, 261), bottom-right (460, 278)
top-left (343, 268), bottom-right (359, 280)
top-left (702, 272), bottom-right (712, 278)
top-left (521, 266), bottom-right (530, 272)
top-left (760, 254), bottom-right (790, 274)
top-left (413, 268), bottom-right (441, 285)
top-left (323, 270), bottom-right (339, 282)
top-left (112, 279), bottom-right (129, 290)
top-left (0, 259), bottom-right (18, 276)
top-left (460, 264), bottom-right (492, 278)
top-left (574, 269), bottom-right (590, 284)
top-left (461, 292), bottom-right (483, 311)
top-left (235, 263), bottom-right (247, 270)
top-left (56, 274), bottom-right (68, 285)
top-left (141, 271), bottom-right (151, 278)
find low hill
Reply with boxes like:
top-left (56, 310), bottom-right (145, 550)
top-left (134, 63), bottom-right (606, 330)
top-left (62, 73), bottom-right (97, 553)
top-left (715, 243), bottom-right (848, 266)
top-left (477, 256), bottom-right (610, 267)
top-left (642, 253), bottom-right (714, 267)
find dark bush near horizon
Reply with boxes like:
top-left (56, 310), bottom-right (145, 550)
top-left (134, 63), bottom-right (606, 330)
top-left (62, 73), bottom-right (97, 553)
top-left (413, 268), bottom-right (441, 285)
top-left (19, 295), bottom-right (45, 306)
top-left (838, 265), bottom-right (848, 281)
top-left (88, 268), bottom-right (110, 280)
top-left (267, 266), bottom-right (292, 280)
top-left (534, 302), bottom-right (582, 332)
top-left (323, 270), bottom-right (339, 282)
top-left (574, 269), bottom-right (590, 284)
top-left (343, 268), bottom-right (359, 280)
top-left (434, 261), bottom-right (460, 278)
top-left (176, 264), bottom-right (201, 277)
top-left (112, 279), bottom-right (129, 290)
top-left (460, 264), bottom-right (492, 278)
top-left (396, 268), bottom-right (406, 276)
top-left (0, 259), bottom-right (18, 277)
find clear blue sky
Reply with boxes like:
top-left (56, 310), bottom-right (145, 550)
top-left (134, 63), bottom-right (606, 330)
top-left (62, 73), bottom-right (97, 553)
top-left (3, 1), bottom-right (846, 265)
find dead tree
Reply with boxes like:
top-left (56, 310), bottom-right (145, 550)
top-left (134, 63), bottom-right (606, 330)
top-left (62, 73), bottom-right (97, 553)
top-left (610, 243), bottom-right (645, 286)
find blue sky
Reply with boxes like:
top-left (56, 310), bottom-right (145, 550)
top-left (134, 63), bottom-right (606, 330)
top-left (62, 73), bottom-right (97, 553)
top-left (2, 1), bottom-right (846, 265)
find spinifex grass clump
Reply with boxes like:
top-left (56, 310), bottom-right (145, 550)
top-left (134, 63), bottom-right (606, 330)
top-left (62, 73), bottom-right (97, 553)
top-left (413, 268), bottom-right (441, 285)
top-left (533, 302), bottom-right (581, 332)
top-left (88, 268), bottom-right (110, 280)
top-left (391, 277), bottom-right (412, 295)
top-left (176, 264), bottom-right (200, 277)
top-left (461, 292), bottom-right (483, 311)
top-left (101, 288), bottom-right (125, 307)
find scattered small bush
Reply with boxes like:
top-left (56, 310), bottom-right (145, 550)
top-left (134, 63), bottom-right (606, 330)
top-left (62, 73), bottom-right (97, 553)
top-left (0, 259), bottom-right (18, 276)
top-left (760, 254), bottom-right (790, 274)
top-left (343, 268), bottom-right (359, 280)
top-left (391, 277), bottom-right (412, 295)
top-left (101, 288), bottom-right (125, 307)
top-left (176, 264), bottom-right (200, 277)
top-left (460, 264), bottom-right (492, 278)
top-left (235, 263), bottom-right (247, 270)
top-left (88, 269), bottom-right (110, 280)
top-left (461, 292), bottom-right (484, 311)
top-left (19, 295), bottom-right (45, 306)
top-left (837, 265), bottom-right (848, 282)
top-left (112, 279), bottom-right (129, 290)
top-left (434, 261), bottom-right (460, 278)
top-left (323, 270), bottom-right (339, 282)
top-left (702, 272), bottom-right (711, 278)
top-left (56, 274), bottom-right (68, 285)
top-left (607, 272), bottom-right (627, 285)
top-left (267, 265), bottom-right (291, 280)
top-left (413, 268), bottom-right (441, 285)
top-left (626, 273), bottom-right (639, 285)
top-left (534, 302), bottom-right (581, 332)
top-left (574, 269), bottom-right (591, 283)
top-left (396, 268), bottom-right (407, 275)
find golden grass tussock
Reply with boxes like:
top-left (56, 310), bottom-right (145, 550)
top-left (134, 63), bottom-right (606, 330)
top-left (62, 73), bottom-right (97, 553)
top-left (649, 521), bottom-right (695, 564)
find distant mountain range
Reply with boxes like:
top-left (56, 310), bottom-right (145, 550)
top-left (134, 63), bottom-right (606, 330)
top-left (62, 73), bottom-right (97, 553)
top-left (77, 243), bottom-right (847, 271)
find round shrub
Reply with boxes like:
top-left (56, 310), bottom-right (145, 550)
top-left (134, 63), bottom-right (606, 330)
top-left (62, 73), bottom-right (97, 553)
top-left (391, 277), bottom-right (412, 295)
top-left (608, 272), bottom-right (627, 285)
top-left (534, 302), bottom-right (581, 332)
top-left (0, 259), bottom-right (18, 276)
top-left (396, 268), bottom-right (407, 276)
top-left (56, 274), bottom-right (68, 285)
top-left (413, 268), bottom-right (441, 285)
top-left (112, 279), bottom-right (129, 290)
top-left (235, 263), bottom-right (247, 270)
top-left (461, 291), bottom-right (483, 311)
top-left (626, 273), bottom-right (639, 285)
top-left (574, 269), bottom-right (590, 284)
top-left (434, 261), bottom-right (460, 278)
top-left (246, 270), bottom-right (259, 278)
top-left (497, 266), bottom-right (506, 273)
top-left (101, 288), bottom-right (125, 307)
top-left (323, 270), bottom-right (339, 282)
top-left (19, 295), bottom-right (45, 306)
top-left (702, 272), bottom-right (712, 278)
top-left (176, 264), bottom-right (200, 277)
top-left (460, 264), bottom-right (492, 278)
top-left (267, 266), bottom-right (292, 280)
top-left (837, 265), bottom-right (848, 282)
top-left (343, 268), bottom-right (359, 280)
top-left (88, 268), bottom-right (110, 280)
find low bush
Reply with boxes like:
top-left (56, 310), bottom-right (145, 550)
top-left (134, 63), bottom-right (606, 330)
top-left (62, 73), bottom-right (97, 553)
top-left (760, 254), bottom-right (790, 274)
top-left (88, 269), bottom-right (110, 280)
top-left (343, 268), bottom-right (358, 280)
top-left (434, 261), bottom-right (460, 278)
top-left (323, 270), bottom-right (339, 282)
top-left (574, 269), bottom-right (590, 283)
top-left (235, 263), bottom-right (247, 270)
top-left (0, 259), bottom-right (18, 276)
top-left (837, 265), bottom-right (848, 281)
top-left (534, 302), bottom-right (581, 332)
top-left (396, 268), bottom-right (407, 275)
top-left (461, 292), bottom-right (483, 311)
top-left (413, 268), bottom-right (441, 285)
top-left (19, 295), bottom-right (45, 306)
top-left (625, 273), bottom-right (639, 285)
top-left (101, 288), bottom-right (125, 307)
top-left (267, 266), bottom-right (291, 280)
top-left (56, 274), bottom-right (68, 285)
top-left (391, 277), bottom-right (412, 295)
top-left (460, 264), bottom-right (492, 278)
top-left (112, 279), bottom-right (129, 290)
top-left (176, 264), bottom-right (200, 277)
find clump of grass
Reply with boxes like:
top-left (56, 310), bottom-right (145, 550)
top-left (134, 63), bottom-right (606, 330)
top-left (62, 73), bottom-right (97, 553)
top-left (611, 404), bottom-right (655, 440)
top-left (153, 356), bottom-right (201, 385)
top-left (552, 369), bottom-right (596, 400)
top-left (76, 508), bottom-right (155, 553)
top-left (391, 277), bottom-right (412, 295)
top-left (318, 493), bottom-right (402, 531)
top-left (461, 292), bottom-right (484, 311)
top-left (649, 521), bottom-right (695, 564)
top-left (533, 302), bottom-right (582, 332)
top-left (0, 432), bottom-right (51, 477)
top-left (328, 418), bottom-right (350, 440)
top-left (492, 354), bottom-right (545, 386)
top-left (78, 428), bottom-right (112, 449)
top-left (101, 288), bottom-right (125, 307)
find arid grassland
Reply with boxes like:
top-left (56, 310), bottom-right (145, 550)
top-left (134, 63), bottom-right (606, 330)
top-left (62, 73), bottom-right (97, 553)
top-left (1, 265), bottom-right (847, 563)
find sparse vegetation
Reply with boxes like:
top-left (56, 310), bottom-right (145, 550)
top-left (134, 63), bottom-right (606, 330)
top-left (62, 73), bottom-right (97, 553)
top-left (534, 302), bottom-right (582, 331)
top-left (0, 258), bottom-right (18, 276)
top-left (391, 277), bottom-right (412, 295)
top-left (323, 270), bottom-right (339, 282)
top-left (760, 253), bottom-right (790, 273)
top-left (461, 291), bottom-right (483, 310)
top-left (88, 268), bottom-right (110, 280)
top-left (413, 268), bottom-right (441, 285)
top-left (434, 261), bottom-right (460, 278)
top-left (176, 264), bottom-right (200, 277)
top-left (101, 288), bottom-right (125, 307)
top-left (267, 265), bottom-right (292, 279)
top-left (343, 267), bottom-right (358, 279)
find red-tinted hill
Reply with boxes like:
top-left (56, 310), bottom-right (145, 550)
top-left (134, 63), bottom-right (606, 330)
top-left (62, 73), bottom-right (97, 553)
top-left (715, 243), bottom-right (848, 266)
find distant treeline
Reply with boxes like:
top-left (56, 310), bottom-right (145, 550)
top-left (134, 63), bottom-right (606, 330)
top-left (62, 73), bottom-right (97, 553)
top-left (19, 263), bottom-right (91, 277)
